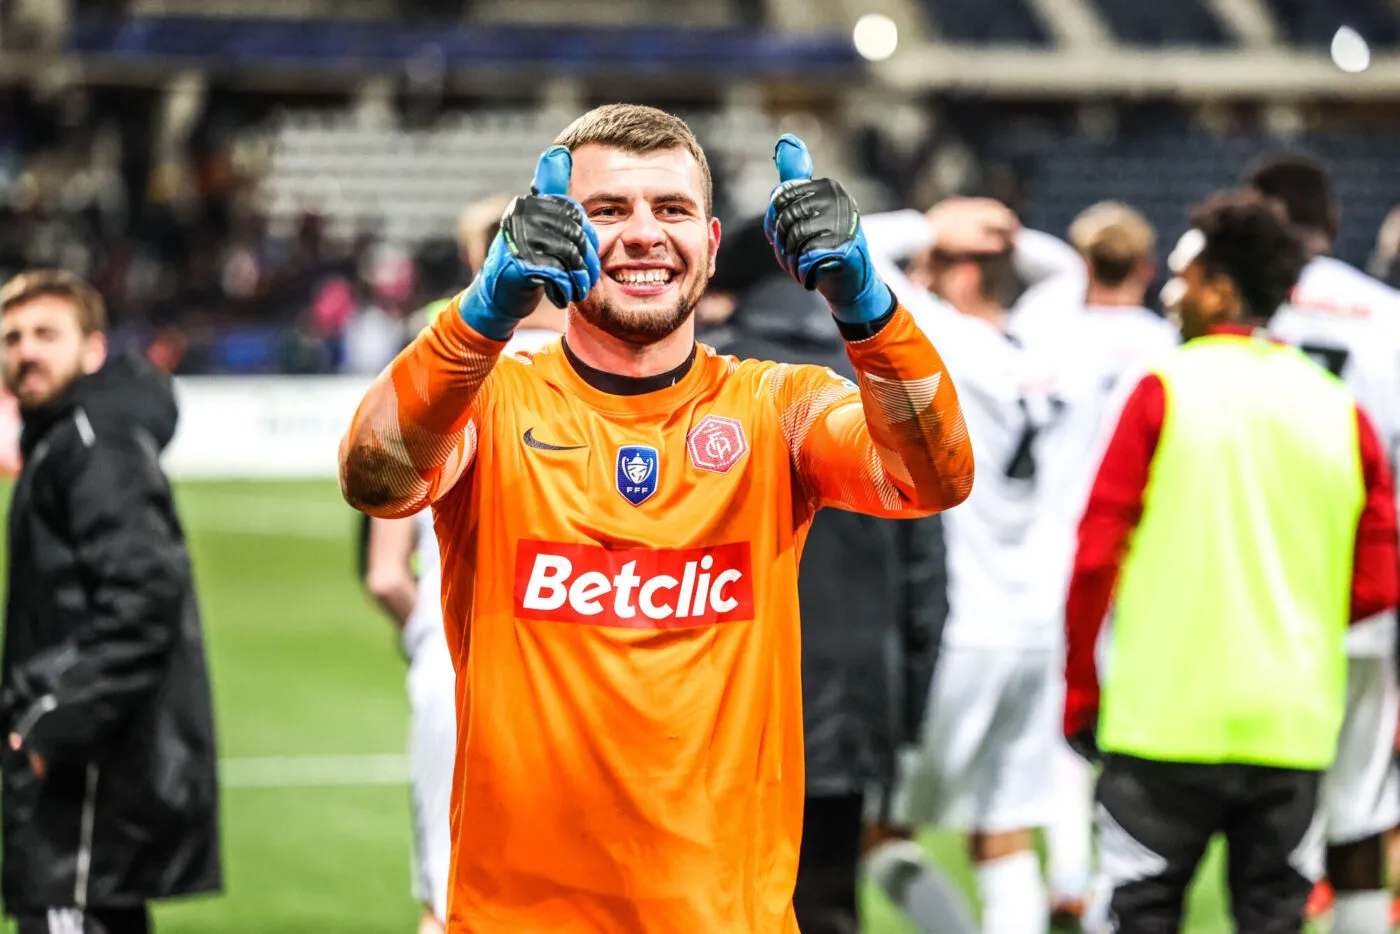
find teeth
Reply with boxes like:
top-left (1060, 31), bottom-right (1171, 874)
top-left (616, 269), bottom-right (670, 285)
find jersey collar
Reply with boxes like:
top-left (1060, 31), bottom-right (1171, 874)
top-left (533, 339), bottom-right (711, 416)
top-left (561, 337), bottom-right (697, 397)
top-left (1202, 323), bottom-right (1284, 343)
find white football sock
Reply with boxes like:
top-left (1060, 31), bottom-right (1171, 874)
top-left (1047, 741), bottom-right (1095, 903)
top-left (865, 839), bottom-right (978, 934)
top-left (1331, 890), bottom-right (1390, 934)
top-left (977, 850), bottom-right (1048, 934)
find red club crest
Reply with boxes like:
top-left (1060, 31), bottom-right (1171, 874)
top-left (687, 415), bottom-right (749, 475)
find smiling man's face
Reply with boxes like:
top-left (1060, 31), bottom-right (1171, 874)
top-left (568, 144), bottom-right (721, 345)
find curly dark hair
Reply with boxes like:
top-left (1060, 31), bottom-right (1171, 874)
top-left (1243, 153), bottom-right (1338, 241)
top-left (1189, 191), bottom-right (1309, 322)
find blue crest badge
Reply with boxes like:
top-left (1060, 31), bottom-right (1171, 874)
top-left (616, 445), bottom-right (659, 506)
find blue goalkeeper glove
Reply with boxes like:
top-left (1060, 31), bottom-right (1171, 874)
top-left (764, 134), bottom-right (894, 327)
top-left (458, 145), bottom-right (602, 341)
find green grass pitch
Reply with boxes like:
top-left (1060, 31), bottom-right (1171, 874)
top-left (0, 480), bottom-right (1267, 932)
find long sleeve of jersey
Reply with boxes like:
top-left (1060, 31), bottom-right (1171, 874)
top-left (1353, 406), bottom-right (1400, 622)
top-left (1015, 228), bottom-right (1083, 287)
top-left (861, 210), bottom-right (935, 264)
top-left (770, 306), bottom-right (974, 518)
top-left (339, 295), bottom-right (504, 517)
top-left (1063, 372), bottom-right (1162, 738)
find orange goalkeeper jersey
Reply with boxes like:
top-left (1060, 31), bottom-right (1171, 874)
top-left (340, 300), bottom-right (973, 934)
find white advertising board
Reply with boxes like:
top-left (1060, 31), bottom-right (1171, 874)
top-left (163, 376), bottom-right (374, 480)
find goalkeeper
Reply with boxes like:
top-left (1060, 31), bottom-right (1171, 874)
top-left (340, 104), bottom-right (973, 932)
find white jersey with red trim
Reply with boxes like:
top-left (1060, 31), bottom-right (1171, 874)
top-left (1270, 255), bottom-right (1400, 657)
top-left (1020, 304), bottom-right (1180, 627)
top-left (872, 260), bottom-right (1060, 649)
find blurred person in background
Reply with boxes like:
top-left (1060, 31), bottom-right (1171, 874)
top-left (0, 269), bottom-right (222, 934)
top-left (1367, 205), bottom-right (1400, 290)
top-left (1020, 202), bottom-right (1179, 927)
top-left (863, 198), bottom-right (1061, 934)
top-left (358, 192), bottom-right (570, 934)
top-left (1245, 154), bottom-right (1400, 934)
top-left (409, 194), bottom-right (565, 352)
top-left (342, 243), bottom-right (418, 375)
top-left (340, 105), bottom-right (974, 933)
top-left (706, 215), bottom-right (973, 934)
top-left (1064, 192), bottom-right (1398, 933)
top-left (0, 381), bottom-right (19, 476)
top-left (364, 510), bottom-right (455, 934)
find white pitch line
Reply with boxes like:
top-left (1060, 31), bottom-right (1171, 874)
top-left (220, 753), bottom-right (409, 789)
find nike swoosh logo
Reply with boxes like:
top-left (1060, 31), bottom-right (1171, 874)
top-left (523, 428), bottom-right (587, 452)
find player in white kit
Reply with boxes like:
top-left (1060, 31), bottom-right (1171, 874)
top-left (1015, 203), bottom-right (1180, 927)
top-left (863, 199), bottom-right (1062, 934)
top-left (364, 511), bottom-right (456, 934)
top-left (361, 194), bottom-right (565, 933)
top-left (1243, 155), bottom-right (1400, 934)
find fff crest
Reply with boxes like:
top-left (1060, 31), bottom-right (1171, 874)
top-left (615, 445), bottom-right (659, 506)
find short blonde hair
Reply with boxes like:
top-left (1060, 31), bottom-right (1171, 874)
top-left (458, 194), bottom-right (513, 270)
top-left (553, 104), bottom-right (714, 216)
top-left (0, 268), bottom-right (107, 335)
top-left (1069, 201), bottom-right (1156, 287)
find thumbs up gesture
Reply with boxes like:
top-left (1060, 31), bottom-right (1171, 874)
top-left (457, 146), bottom-right (602, 341)
top-left (764, 134), bottom-right (894, 329)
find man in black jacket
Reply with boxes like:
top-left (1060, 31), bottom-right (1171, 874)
top-left (708, 217), bottom-right (971, 934)
top-left (0, 269), bottom-right (221, 934)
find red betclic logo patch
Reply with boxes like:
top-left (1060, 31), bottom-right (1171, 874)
top-left (514, 540), bottom-right (755, 630)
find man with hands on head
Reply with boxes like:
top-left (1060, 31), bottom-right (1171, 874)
top-left (863, 197), bottom-right (1063, 934)
top-left (339, 104), bottom-right (973, 933)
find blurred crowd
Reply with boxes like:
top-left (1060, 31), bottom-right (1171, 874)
top-left (0, 79), bottom-right (480, 377)
top-left (10, 74), bottom-right (1400, 378)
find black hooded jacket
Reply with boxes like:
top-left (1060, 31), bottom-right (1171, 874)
top-left (709, 274), bottom-right (950, 800)
top-left (0, 352), bottom-right (221, 911)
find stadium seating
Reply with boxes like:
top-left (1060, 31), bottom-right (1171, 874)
top-left (979, 118), bottom-right (1400, 268)
top-left (1262, 0), bottom-right (1400, 46)
top-left (130, 0), bottom-right (400, 18)
top-left (66, 15), bottom-right (858, 72)
top-left (254, 106), bottom-right (878, 244)
top-left (1089, 0), bottom-right (1230, 45)
top-left (917, 0), bottom-right (1053, 44)
top-left (469, 0), bottom-right (736, 27)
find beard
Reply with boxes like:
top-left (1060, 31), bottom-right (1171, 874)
top-left (5, 358), bottom-right (80, 410)
top-left (575, 270), bottom-right (708, 346)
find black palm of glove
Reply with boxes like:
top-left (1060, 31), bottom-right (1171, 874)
top-left (763, 134), bottom-right (892, 325)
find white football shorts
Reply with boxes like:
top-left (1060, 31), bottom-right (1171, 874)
top-left (895, 646), bottom-right (1060, 833)
top-left (1319, 653), bottom-right (1400, 845)
top-left (407, 639), bottom-right (458, 922)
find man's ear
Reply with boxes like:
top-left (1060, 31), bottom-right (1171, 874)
top-left (1136, 258), bottom-right (1158, 287)
top-left (80, 331), bottom-right (107, 375)
top-left (951, 262), bottom-right (982, 301)
top-left (707, 216), bottom-right (722, 279)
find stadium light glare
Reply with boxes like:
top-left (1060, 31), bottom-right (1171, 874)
top-left (1331, 26), bottom-right (1371, 74)
top-left (853, 14), bottom-right (899, 63)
